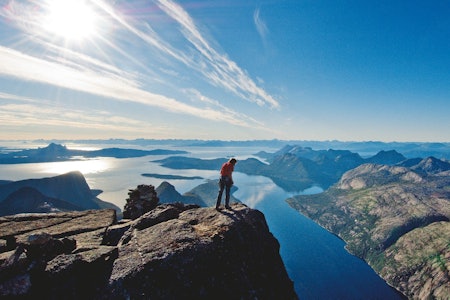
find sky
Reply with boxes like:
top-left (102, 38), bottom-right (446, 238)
top-left (0, 0), bottom-right (449, 142)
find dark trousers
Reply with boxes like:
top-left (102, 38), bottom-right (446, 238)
top-left (216, 176), bottom-right (231, 207)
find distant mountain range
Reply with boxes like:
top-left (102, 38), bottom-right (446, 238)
top-left (155, 146), bottom-right (418, 191)
top-left (0, 171), bottom-right (120, 216)
top-left (0, 143), bottom-right (188, 164)
top-left (286, 156), bottom-right (450, 299)
top-left (15, 139), bottom-right (450, 159)
top-left (187, 140), bottom-right (450, 159)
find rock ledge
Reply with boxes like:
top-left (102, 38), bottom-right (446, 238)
top-left (0, 203), bottom-right (297, 299)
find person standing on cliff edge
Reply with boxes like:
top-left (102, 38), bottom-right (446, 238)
top-left (216, 158), bottom-right (237, 210)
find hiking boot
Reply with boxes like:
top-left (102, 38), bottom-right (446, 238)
top-left (225, 205), bottom-right (231, 209)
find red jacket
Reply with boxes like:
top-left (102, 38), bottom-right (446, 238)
top-left (220, 161), bottom-right (234, 180)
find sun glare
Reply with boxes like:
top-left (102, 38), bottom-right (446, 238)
top-left (43, 0), bottom-right (98, 41)
top-left (42, 159), bottom-right (110, 175)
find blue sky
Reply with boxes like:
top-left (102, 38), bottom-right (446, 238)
top-left (0, 0), bottom-right (449, 142)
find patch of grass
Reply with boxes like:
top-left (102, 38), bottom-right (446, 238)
top-left (429, 253), bottom-right (447, 272)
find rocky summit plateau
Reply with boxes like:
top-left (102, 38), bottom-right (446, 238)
top-left (0, 185), bottom-right (297, 299)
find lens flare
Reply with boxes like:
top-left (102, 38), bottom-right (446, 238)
top-left (42, 0), bottom-right (98, 41)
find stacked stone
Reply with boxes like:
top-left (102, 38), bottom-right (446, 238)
top-left (123, 184), bottom-right (159, 220)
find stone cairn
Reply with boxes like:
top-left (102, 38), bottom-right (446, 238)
top-left (123, 184), bottom-right (159, 220)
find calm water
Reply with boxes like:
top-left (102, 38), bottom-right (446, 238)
top-left (233, 173), bottom-right (404, 299)
top-left (0, 143), bottom-right (404, 299)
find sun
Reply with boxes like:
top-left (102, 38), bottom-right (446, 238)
top-left (42, 0), bottom-right (98, 41)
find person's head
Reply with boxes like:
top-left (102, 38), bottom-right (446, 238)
top-left (229, 158), bottom-right (237, 165)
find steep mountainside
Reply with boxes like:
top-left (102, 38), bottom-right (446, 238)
top-left (287, 157), bottom-right (450, 299)
top-left (0, 203), bottom-right (297, 299)
top-left (411, 156), bottom-right (450, 174)
top-left (155, 181), bottom-right (188, 204)
top-left (0, 187), bottom-right (82, 215)
top-left (0, 171), bottom-right (120, 216)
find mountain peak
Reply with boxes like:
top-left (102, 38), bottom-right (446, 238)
top-left (365, 150), bottom-right (406, 165)
top-left (338, 163), bottom-right (423, 190)
top-left (0, 171), bottom-right (119, 215)
top-left (156, 181), bottom-right (184, 204)
top-left (412, 156), bottom-right (450, 174)
top-left (45, 142), bottom-right (67, 150)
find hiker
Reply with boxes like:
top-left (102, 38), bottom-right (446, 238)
top-left (216, 158), bottom-right (237, 210)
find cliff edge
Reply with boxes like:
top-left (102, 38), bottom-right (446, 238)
top-left (0, 203), bottom-right (297, 299)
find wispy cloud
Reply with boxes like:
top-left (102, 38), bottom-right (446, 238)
top-left (254, 8), bottom-right (268, 42)
top-left (0, 93), bottom-right (168, 135)
top-left (0, 46), bottom-right (260, 127)
top-left (184, 88), bottom-right (268, 129)
top-left (153, 0), bottom-right (280, 109)
top-left (93, 0), bottom-right (279, 108)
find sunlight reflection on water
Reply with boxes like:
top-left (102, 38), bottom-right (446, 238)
top-left (40, 158), bottom-right (111, 175)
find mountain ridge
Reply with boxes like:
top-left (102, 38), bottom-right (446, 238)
top-left (0, 171), bottom-right (120, 216)
top-left (0, 187), bottom-right (83, 215)
top-left (156, 147), bottom-right (412, 191)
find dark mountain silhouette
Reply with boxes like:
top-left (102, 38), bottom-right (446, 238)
top-left (0, 187), bottom-right (82, 216)
top-left (397, 157), bottom-right (423, 168)
top-left (0, 171), bottom-right (120, 214)
top-left (265, 153), bottom-right (318, 191)
top-left (0, 143), bottom-right (188, 164)
top-left (156, 181), bottom-right (190, 204)
top-left (411, 156), bottom-right (450, 174)
top-left (364, 150), bottom-right (406, 165)
top-left (155, 180), bottom-right (239, 207)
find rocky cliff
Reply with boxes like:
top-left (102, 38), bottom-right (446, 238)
top-left (0, 201), bottom-right (297, 299)
top-left (287, 158), bottom-right (450, 299)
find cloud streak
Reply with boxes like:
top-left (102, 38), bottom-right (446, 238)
top-left (152, 0), bottom-right (280, 108)
top-left (92, 0), bottom-right (279, 108)
top-left (0, 45), bottom-right (260, 129)
top-left (254, 8), bottom-right (268, 42)
top-left (0, 92), bottom-right (170, 136)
